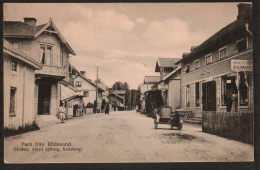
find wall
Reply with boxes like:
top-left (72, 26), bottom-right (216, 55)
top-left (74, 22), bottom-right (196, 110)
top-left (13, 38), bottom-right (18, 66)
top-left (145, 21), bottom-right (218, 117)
top-left (167, 79), bottom-right (180, 108)
top-left (180, 49), bottom-right (253, 116)
top-left (4, 55), bottom-right (36, 129)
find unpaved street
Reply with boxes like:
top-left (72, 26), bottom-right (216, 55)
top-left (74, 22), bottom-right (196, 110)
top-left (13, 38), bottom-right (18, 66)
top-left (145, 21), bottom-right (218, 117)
top-left (4, 111), bottom-right (253, 163)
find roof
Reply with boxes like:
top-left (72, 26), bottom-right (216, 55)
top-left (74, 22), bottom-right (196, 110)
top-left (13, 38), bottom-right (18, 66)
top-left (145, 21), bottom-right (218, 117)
top-left (78, 74), bottom-right (105, 92)
top-left (109, 90), bottom-right (126, 95)
top-left (163, 66), bottom-right (181, 82)
top-left (144, 76), bottom-right (160, 84)
top-left (155, 58), bottom-right (182, 72)
top-left (62, 95), bottom-right (83, 102)
top-left (109, 92), bottom-right (125, 100)
top-left (3, 18), bottom-right (76, 55)
top-left (177, 20), bottom-right (249, 64)
top-left (3, 39), bottom-right (42, 69)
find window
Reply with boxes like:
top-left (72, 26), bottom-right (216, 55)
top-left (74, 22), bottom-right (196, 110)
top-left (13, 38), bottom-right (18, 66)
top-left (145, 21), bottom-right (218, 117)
top-left (237, 39), bottom-right (247, 52)
top-left (75, 81), bottom-right (82, 87)
top-left (83, 90), bottom-right (89, 97)
top-left (205, 54), bottom-right (212, 65)
top-left (194, 60), bottom-right (200, 69)
top-left (60, 49), bottom-right (64, 67)
top-left (11, 59), bottom-right (17, 72)
top-left (186, 85), bottom-right (190, 107)
top-left (238, 72), bottom-right (249, 106)
top-left (40, 45), bottom-right (52, 65)
top-left (195, 82), bottom-right (200, 107)
top-left (10, 87), bottom-right (16, 116)
top-left (184, 65), bottom-right (190, 73)
top-left (219, 46), bottom-right (228, 59)
top-left (221, 76), bottom-right (236, 107)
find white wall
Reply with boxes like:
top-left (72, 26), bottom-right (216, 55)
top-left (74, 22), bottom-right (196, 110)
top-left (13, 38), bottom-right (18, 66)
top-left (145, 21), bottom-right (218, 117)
top-left (4, 55), bottom-right (36, 129)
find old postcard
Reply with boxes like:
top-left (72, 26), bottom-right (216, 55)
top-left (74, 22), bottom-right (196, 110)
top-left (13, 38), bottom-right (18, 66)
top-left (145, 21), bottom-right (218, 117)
top-left (3, 2), bottom-right (254, 163)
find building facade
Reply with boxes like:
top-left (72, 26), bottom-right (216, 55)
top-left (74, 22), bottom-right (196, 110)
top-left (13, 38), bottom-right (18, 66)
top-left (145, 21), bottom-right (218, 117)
top-left (4, 18), bottom-right (76, 118)
top-left (177, 3), bottom-right (253, 117)
top-left (3, 39), bottom-right (42, 129)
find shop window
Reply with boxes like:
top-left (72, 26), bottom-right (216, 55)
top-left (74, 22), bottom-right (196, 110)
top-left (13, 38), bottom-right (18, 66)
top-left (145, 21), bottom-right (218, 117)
top-left (237, 39), bottom-right (247, 52)
top-left (40, 45), bottom-right (52, 65)
top-left (83, 90), bottom-right (89, 97)
top-left (75, 81), bottom-right (82, 87)
top-left (195, 82), bottom-right (200, 107)
top-left (11, 59), bottom-right (17, 72)
top-left (205, 54), bottom-right (212, 65)
top-left (238, 72), bottom-right (249, 106)
top-left (221, 76), bottom-right (236, 108)
top-left (194, 60), bottom-right (200, 69)
top-left (10, 87), bottom-right (17, 116)
top-left (186, 85), bottom-right (190, 107)
top-left (219, 46), bottom-right (228, 59)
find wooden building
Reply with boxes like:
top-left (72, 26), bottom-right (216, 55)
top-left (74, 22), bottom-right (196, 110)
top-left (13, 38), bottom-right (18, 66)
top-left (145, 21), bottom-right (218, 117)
top-left (3, 39), bottom-right (42, 129)
top-left (73, 72), bottom-right (104, 107)
top-left (4, 18), bottom-right (76, 118)
top-left (176, 3), bottom-right (253, 117)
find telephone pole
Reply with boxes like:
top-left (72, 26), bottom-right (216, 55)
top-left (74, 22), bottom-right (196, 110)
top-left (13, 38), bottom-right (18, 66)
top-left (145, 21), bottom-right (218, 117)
top-left (96, 66), bottom-right (99, 108)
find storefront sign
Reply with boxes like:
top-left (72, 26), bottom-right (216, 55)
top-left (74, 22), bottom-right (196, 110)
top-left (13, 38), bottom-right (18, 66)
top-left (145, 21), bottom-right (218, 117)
top-left (231, 60), bottom-right (253, 72)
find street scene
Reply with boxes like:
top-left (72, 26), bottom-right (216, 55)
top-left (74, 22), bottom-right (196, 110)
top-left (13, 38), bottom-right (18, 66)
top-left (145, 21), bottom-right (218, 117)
top-left (5, 111), bottom-right (253, 163)
top-left (3, 2), bottom-right (253, 163)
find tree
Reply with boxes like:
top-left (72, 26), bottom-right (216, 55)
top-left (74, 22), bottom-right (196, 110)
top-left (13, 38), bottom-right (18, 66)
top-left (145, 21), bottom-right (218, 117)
top-left (112, 81), bottom-right (129, 90)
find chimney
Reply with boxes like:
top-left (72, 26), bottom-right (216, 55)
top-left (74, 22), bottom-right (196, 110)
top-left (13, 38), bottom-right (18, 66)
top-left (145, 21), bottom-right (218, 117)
top-left (190, 46), bottom-right (198, 52)
top-left (237, 3), bottom-right (252, 22)
top-left (24, 17), bottom-right (37, 27)
top-left (80, 71), bottom-right (86, 76)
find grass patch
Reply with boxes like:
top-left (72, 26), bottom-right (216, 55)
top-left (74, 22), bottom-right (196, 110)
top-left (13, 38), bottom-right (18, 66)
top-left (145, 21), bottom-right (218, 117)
top-left (4, 121), bottom-right (40, 137)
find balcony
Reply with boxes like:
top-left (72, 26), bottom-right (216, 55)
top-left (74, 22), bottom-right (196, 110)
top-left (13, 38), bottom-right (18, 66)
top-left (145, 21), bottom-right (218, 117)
top-left (35, 65), bottom-right (68, 77)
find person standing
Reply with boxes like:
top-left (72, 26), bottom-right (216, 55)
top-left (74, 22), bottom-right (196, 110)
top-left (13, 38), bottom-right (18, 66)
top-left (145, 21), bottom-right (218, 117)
top-left (57, 101), bottom-right (66, 123)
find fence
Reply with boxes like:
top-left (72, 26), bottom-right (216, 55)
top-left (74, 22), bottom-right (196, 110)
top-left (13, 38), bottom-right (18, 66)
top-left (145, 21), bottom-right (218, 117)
top-left (202, 111), bottom-right (253, 144)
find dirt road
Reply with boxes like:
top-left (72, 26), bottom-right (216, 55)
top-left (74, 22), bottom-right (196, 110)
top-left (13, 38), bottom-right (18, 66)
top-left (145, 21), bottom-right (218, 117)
top-left (4, 111), bottom-right (253, 163)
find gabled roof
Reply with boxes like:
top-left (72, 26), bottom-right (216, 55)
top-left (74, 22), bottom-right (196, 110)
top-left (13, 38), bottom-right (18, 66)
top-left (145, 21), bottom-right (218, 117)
top-left (144, 76), bottom-right (160, 84)
top-left (109, 90), bottom-right (126, 95)
top-left (3, 39), bottom-right (42, 70)
top-left (3, 18), bottom-right (76, 55)
top-left (78, 74), bottom-right (105, 92)
top-left (155, 58), bottom-right (182, 72)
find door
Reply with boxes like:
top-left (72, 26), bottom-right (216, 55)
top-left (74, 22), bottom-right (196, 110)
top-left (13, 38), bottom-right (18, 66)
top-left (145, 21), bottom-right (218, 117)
top-left (38, 83), bottom-right (51, 115)
top-left (202, 81), bottom-right (216, 111)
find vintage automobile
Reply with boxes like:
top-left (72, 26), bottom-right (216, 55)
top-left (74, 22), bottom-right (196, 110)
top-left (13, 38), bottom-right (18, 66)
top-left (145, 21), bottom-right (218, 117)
top-left (154, 106), bottom-right (183, 130)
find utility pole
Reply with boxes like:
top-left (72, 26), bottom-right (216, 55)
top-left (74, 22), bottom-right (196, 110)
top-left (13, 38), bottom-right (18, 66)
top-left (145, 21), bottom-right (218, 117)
top-left (96, 66), bottom-right (99, 113)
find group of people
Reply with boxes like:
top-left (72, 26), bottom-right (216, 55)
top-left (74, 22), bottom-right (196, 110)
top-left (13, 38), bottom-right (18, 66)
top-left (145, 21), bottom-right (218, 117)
top-left (94, 98), bottom-right (110, 114)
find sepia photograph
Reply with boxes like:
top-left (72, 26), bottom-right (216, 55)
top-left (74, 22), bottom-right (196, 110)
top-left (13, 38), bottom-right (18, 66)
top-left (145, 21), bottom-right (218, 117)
top-left (3, 2), bottom-right (254, 163)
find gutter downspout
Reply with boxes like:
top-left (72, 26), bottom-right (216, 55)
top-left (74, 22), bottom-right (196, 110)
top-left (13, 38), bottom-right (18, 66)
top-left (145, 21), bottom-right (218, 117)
top-left (245, 23), bottom-right (253, 36)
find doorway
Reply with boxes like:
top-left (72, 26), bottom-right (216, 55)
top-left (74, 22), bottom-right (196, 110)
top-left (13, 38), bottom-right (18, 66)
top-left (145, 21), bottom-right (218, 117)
top-left (38, 82), bottom-right (51, 115)
top-left (202, 81), bottom-right (216, 111)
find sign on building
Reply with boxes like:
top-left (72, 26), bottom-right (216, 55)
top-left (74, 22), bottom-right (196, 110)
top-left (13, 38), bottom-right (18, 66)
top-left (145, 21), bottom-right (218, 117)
top-left (231, 60), bottom-right (253, 72)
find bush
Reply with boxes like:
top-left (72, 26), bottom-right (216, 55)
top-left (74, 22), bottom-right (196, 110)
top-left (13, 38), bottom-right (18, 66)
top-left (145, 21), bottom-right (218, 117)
top-left (4, 121), bottom-right (40, 137)
top-left (86, 102), bottom-right (94, 108)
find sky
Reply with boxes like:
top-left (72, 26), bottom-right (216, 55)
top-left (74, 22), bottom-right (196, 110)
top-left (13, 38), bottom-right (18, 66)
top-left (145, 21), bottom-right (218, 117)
top-left (4, 3), bottom-right (243, 89)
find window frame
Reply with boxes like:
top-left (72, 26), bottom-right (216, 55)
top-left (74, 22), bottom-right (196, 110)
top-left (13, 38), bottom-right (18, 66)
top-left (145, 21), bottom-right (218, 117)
top-left (40, 44), bottom-right (53, 66)
top-left (219, 46), bottom-right (228, 60)
top-left (75, 81), bottom-right (82, 87)
top-left (195, 82), bottom-right (200, 108)
top-left (10, 59), bottom-right (18, 73)
top-left (236, 38), bottom-right (248, 53)
top-left (9, 87), bottom-right (17, 117)
top-left (194, 59), bottom-right (200, 70)
top-left (185, 84), bottom-right (190, 107)
top-left (83, 90), bottom-right (89, 97)
top-left (205, 53), bottom-right (213, 65)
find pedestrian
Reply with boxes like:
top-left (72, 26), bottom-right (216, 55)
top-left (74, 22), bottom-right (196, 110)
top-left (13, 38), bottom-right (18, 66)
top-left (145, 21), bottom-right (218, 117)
top-left (57, 101), bottom-right (66, 123)
top-left (105, 103), bottom-right (110, 115)
top-left (101, 98), bottom-right (106, 113)
top-left (93, 100), bottom-right (97, 113)
top-left (231, 90), bottom-right (238, 112)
